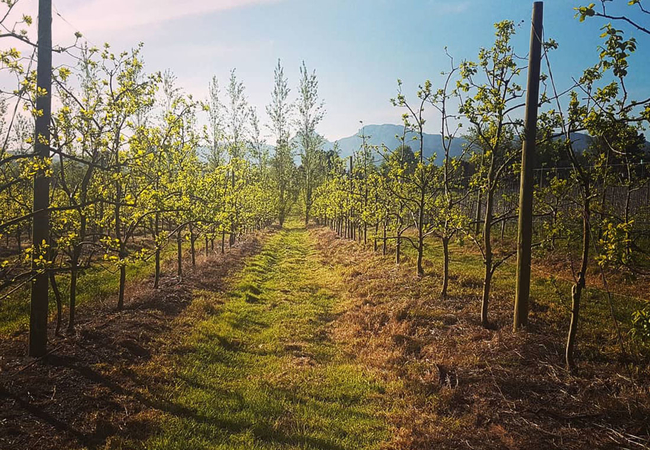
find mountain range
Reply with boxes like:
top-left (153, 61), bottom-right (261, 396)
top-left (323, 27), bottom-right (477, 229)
top-left (322, 124), bottom-right (465, 165)
top-left (321, 124), bottom-right (604, 164)
top-left (200, 124), bottom-right (639, 165)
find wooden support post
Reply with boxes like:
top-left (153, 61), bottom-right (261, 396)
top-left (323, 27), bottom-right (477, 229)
top-left (29, 0), bottom-right (53, 357)
top-left (514, 1), bottom-right (543, 331)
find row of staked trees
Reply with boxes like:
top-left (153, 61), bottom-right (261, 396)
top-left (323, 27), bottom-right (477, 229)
top-left (3, 0), bottom-right (650, 371)
top-left (0, 0), bottom-right (332, 355)
top-left (312, 5), bottom-right (650, 370)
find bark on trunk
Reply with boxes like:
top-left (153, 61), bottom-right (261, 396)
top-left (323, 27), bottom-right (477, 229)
top-left (177, 226), bottom-right (183, 280)
top-left (190, 224), bottom-right (196, 267)
top-left (481, 183), bottom-right (494, 328)
top-left (396, 233), bottom-right (402, 264)
top-left (441, 237), bottom-right (450, 298)
top-left (154, 213), bottom-right (160, 289)
top-left (117, 265), bottom-right (126, 311)
top-left (68, 261), bottom-right (77, 332)
top-left (50, 272), bottom-right (62, 336)
top-left (566, 195), bottom-right (590, 371)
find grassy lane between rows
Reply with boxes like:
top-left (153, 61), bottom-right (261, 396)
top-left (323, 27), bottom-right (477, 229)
top-left (117, 223), bottom-right (391, 450)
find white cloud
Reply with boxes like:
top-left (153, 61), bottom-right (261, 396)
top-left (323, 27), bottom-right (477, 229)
top-left (53, 0), bottom-right (281, 34)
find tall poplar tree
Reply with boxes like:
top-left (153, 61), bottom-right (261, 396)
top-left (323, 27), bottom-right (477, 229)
top-left (295, 61), bottom-right (325, 225)
top-left (266, 59), bottom-right (294, 226)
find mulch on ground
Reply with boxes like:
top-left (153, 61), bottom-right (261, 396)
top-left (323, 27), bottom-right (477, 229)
top-left (313, 227), bottom-right (650, 450)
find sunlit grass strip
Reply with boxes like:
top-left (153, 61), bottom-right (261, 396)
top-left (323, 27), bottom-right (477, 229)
top-left (133, 223), bottom-right (390, 450)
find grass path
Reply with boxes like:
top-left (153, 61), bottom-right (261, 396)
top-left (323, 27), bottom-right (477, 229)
top-left (134, 224), bottom-right (390, 450)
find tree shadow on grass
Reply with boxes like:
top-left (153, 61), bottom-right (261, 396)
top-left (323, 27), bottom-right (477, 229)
top-left (43, 354), bottom-right (355, 450)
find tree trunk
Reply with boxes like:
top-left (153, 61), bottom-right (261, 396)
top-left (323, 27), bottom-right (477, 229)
top-left (115, 161), bottom-right (125, 311)
top-left (177, 226), bottom-right (183, 280)
top-left (566, 195), bottom-right (590, 371)
top-left (68, 256), bottom-right (78, 332)
top-left (117, 265), bottom-right (126, 311)
top-left (190, 224), bottom-right (196, 267)
top-left (481, 184), bottom-right (495, 328)
top-left (481, 267), bottom-right (493, 328)
top-left (441, 237), bottom-right (450, 298)
top-left (374, 223), bottom-right (378, 251)
top-left (624, 170), bottom-right (633, 259)
top-left (154, 212), bottom-right (160, 289)
top-left (416, 241), bottom-right (424, 277)
top-left (396, 233), bottom-right (402, 264)
top-left (475, 190), bottom-right (482, 235)
top-left (305, 184), bottom-right (311, 226)
top-left (279, 187), bottom-right (286, 227)
top-left (50, 272), bottom-right (62, 336)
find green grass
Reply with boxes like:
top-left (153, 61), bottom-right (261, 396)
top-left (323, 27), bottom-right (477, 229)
top-left (0, 245), bottom-right (174, 337)
top-left (120, 223), bottom-right (390, 450)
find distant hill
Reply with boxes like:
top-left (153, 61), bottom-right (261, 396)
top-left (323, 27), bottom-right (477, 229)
top-left (322, 124), bottom-right (467, 165)
top-left (320, 124), bottom-right (637, 164)
top-left (258, 124), bottom-right (646, 166)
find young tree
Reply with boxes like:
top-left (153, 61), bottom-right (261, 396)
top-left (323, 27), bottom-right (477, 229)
top-left (206, 76), bottom-right (226, 168)
top-left (390, 80), bottom-right (439, 276)
top-left (379, 142), bottom-right (416, 264)
top-left (295, 61), bottom-right (325, 225)
top-left (97, 44), bottom-right (158, 310)
top-left (545, 23), bottom-right (648, 369)
top-left (457, 21), bottom-right (526, 327)
top-left (266, 59), bottom-right (294, 226)
top-left (427, 57), bottom-right (471, 298)
top-left (224, 69), bottom-right (249, 245)
top-left (49, 45), bottom-right (111, 331)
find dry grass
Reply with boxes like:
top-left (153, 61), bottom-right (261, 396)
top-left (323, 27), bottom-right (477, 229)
top-left (313, 227), bottom-right (650, 450)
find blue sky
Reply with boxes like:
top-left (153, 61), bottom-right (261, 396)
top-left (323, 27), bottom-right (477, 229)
top-left (12, 0), bottom-right (650, 141)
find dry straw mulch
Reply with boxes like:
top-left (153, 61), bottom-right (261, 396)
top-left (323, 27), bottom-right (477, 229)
top-left (313, 227), bottom-right (650, 450)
